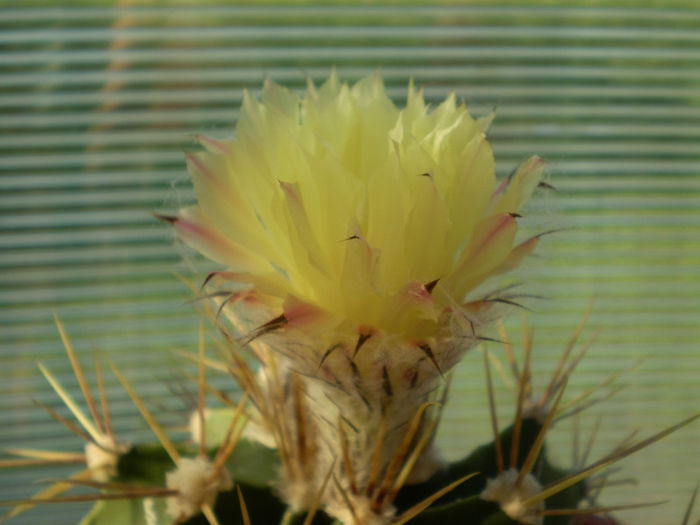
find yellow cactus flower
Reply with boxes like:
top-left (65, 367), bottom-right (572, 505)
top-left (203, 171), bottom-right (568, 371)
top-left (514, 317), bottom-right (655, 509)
top-left (167, 72), bottom-right (545, 523)
top-left (173, 71), bottom-right (543, 342)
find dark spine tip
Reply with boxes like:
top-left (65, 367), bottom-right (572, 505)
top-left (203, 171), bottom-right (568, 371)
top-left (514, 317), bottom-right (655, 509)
top-left (215, 293), bottom-right (237, 322)
top-left (533, 228), bottom-right (566, 240)
top-left (509, 212), bottom-right (523, 218)
top-left (318, 343), bottom-right (343, 370)
top-left (353, 331), bottom-right (373, 358)
top-left (476, 336), bottom-right (507, 345)
top-left (418, 343), bottom-right (443, 376)
top-left (152, 212), bottom-right (178, 224)
top-left (242, 313), bottom-right (288, 346)
top-left (538, 181), bottom-right (558, 192)
top-left (261, 313), bottom-right (287, 330)
top-left (485, 297), bottom-right (530, 311)
top-left (382, 365), bottom-right (393, 397)
top-left (425, 279), bottom-right (440, 294)
top-left (409, 368), bottom-right (419, 389)
top-left (201, 271), bottom-right (218, 290)
top-left (345, 355), bottom-right (361, 382)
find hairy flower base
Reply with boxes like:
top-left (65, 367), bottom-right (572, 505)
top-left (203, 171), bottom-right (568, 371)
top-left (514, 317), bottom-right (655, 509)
top-left (216, 293), bottom-right (491, 522)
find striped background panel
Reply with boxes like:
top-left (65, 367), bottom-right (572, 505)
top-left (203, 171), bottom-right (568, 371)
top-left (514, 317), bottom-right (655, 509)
top-left (1, 2), bottom-right (698, 524)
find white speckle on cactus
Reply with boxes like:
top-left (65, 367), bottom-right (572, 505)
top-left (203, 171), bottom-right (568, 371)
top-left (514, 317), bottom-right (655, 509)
top-left (165, 456), bottom-right (233, 521)
top-left (84, 433), bottom-right (129, 483)
top-left (481, 468), bottom-right (544, 525)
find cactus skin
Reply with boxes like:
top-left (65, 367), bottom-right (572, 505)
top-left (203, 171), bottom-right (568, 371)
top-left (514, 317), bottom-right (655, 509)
top-left (393, 418), bottom-right (586, 525)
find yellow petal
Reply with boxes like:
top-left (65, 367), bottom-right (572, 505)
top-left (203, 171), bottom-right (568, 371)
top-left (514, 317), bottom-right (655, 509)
top-left (174, 206), bottom-right (271, 274)
top-left (493, 235), bottom-right (540, 276)
top-left (449, 213), bottom-right (518, 300)
top-left (444, 133), bottom-right (496, 251)
top-left (383, 281), bottom-right (439, 339)
top-left (490, 155), bottom-right (546, 214)
top-left (339, 221), bottom-right (381, 326)
top-left (402, 172), bottom-right (452, 285)
top-left (174, 73), bottom-right (544, 340)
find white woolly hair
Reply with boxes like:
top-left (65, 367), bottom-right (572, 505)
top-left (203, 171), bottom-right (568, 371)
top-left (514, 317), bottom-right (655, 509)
top-left (481, 468), bottom-right (544, 525)
top-left (165, 456), bottom-right (233, 521)
top-left (327, 495), bottom-right (396, 525)
top-left (84, 434), bottom-right (129, 483)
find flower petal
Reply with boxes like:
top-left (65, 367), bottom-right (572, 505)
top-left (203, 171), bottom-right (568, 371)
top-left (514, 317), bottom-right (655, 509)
top-left (383, 281), bottom-right (439, 339)
top-left (339, 221), bottom-right (382, 326)
top-left (490, 155), bottom-right (546, 214)
top-left (173, 206), bottom-right (270, 274)
top-left (185, 146), bottom-right (282, 267)
top-left (448, 212), bottom-right (518, 300)
top-left (493, 235), bottom-right (540, 276)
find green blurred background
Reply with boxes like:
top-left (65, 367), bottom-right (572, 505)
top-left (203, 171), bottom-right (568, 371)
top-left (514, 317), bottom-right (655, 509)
top-left (1, 1), bottom-right (698, 523)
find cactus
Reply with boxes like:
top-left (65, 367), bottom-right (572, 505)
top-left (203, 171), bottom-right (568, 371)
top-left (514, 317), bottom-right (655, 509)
top-left (1, 72), bottom-right (697, 525)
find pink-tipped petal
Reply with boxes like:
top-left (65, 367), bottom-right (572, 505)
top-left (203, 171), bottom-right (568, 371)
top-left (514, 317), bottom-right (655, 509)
top-left (384, 281), bottom-right (440, 339)
top-left (490, 155), bottom-right (545, 215)
top-left (283, 295), bottom-right (331, 327)
top-left (449, 213), bottom-right (518, 299)
top-left (174, 206), bottom-right (270, 273)
top-left (186, 148), bottom-right (281, 266)
top-left (492, 235), bottom-right (540, 276)
top-left (197, 134), bottom-right (234, 155)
